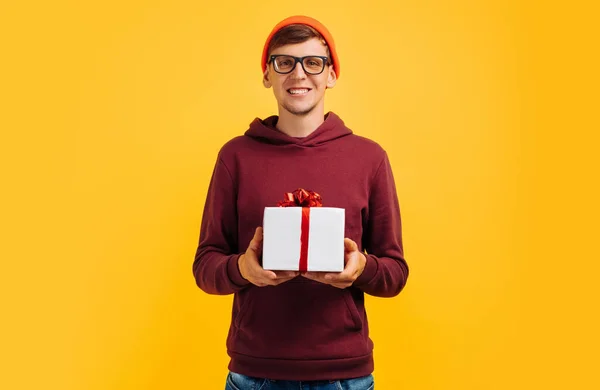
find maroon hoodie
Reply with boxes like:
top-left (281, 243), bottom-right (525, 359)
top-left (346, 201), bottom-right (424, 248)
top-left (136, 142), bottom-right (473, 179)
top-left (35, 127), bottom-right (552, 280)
top-left (193, 112), bottom-right (408, 381)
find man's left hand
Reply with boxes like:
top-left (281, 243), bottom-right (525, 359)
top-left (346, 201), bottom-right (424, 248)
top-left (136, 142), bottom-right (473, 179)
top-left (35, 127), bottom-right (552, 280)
top-left (301, 238), bottom-right (366, 289)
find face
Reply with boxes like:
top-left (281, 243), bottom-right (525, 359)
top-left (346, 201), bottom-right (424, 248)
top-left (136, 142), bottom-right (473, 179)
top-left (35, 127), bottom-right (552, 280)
top-left (263, 37), bottom-right (337, 117)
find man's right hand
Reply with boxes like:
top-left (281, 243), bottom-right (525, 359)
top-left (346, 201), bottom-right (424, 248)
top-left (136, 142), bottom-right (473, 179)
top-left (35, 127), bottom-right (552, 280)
top-left (238, 227), bottom-right (299, 287)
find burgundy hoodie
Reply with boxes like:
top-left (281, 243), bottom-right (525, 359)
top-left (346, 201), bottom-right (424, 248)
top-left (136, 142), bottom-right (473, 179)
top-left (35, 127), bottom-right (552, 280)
top-left (193, 112), bottom-right (408, 381)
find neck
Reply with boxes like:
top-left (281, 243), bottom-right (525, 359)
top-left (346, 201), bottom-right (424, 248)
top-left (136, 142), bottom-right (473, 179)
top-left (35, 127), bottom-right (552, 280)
top-left (275, 105), bottom-right (326, 138)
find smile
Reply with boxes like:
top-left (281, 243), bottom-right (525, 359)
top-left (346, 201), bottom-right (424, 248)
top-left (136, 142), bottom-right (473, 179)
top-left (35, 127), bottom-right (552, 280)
top-left (287, 88), bottom-right (311, 95)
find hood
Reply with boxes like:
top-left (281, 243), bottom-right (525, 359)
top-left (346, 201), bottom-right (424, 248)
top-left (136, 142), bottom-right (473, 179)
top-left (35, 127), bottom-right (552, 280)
top-left (244, 112), bottom-right (352, 147)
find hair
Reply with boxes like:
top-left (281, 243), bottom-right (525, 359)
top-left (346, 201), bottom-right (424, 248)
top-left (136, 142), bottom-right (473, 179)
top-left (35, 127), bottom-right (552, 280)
top-left (267, 24), bottom-right (332, 65)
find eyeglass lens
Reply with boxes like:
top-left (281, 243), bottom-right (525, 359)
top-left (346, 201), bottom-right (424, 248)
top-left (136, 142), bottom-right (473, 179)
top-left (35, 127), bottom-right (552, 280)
top-left (273, 56), bottom-right (325, 74)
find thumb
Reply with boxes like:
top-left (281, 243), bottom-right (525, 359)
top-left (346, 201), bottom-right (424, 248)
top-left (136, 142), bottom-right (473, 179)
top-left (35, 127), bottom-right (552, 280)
top-left (344, 237), bottom-right (358, 253)
top-left (249, 227), bottom-right (264, 255)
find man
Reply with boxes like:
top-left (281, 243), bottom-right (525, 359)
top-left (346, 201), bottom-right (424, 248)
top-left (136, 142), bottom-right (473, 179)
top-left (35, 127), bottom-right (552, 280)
top-left (193, 15), bottom-right (409, 390)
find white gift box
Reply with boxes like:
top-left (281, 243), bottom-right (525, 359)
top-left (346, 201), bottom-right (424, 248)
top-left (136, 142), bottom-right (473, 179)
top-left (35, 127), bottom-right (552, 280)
top-left (262, 207), bottom-right (345, 272)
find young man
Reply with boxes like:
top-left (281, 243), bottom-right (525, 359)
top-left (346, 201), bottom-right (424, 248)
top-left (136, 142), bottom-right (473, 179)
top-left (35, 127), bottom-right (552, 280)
top-left (193, 15), bottom-right (409, 390)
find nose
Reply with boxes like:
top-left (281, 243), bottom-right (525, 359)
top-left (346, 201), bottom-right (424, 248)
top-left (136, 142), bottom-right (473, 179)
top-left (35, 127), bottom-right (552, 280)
top-left (290, 60), bottom-right (307, 78)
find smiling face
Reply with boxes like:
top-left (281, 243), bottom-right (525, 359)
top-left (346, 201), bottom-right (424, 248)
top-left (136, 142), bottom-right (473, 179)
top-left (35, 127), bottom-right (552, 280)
top-left (263, 37), bottom-right (337, 117)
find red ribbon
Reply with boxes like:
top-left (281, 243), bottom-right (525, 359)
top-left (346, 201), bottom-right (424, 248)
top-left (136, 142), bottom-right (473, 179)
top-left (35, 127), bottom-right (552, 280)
top-left (277, 188), bottom-right (323, 208)
top-left (277, 189), bottom-right (323, 272)
top-left (300, 208), bottom-right (310, 272)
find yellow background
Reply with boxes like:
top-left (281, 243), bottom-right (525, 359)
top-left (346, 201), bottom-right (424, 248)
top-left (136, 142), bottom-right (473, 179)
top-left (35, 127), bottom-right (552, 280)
top-left (2, 0), bottom-right (598, 389)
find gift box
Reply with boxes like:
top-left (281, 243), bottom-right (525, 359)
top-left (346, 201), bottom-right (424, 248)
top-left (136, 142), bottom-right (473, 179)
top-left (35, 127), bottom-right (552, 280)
top-left (262, 189), bottom-right (345, 272)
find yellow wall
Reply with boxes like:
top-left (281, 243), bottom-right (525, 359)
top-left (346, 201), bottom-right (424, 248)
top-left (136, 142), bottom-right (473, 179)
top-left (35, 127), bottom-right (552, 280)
top-left (2, 0), bottom-right (598, 389)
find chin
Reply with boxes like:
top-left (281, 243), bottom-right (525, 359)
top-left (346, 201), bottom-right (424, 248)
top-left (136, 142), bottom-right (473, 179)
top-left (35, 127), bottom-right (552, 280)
top-left (282, 99), bottom-right (319, 116)
top-left (284, 104), bottom-right (317, 116)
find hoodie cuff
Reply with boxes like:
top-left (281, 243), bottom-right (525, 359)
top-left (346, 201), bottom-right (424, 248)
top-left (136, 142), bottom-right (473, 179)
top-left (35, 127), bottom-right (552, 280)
top-left (354, 253), bottom-right (378, 287)
top-left (227, 254), bottom-right (251, 288)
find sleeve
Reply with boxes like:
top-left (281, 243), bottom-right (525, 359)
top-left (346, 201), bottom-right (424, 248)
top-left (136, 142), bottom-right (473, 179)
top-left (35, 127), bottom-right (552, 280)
top-left (353, 152), bottom-right (409, 297)
top-left (192, 155), bottom-right (252, 295)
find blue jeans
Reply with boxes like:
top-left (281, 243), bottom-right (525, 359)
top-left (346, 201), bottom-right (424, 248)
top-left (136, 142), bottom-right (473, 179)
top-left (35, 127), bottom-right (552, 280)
top-left (225, 371), bottom-right (374, 390)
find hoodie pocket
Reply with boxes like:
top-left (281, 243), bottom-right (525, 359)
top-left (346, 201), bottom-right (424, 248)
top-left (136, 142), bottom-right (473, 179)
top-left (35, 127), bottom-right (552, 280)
top-left (342, 288), bottom-right (363, 331)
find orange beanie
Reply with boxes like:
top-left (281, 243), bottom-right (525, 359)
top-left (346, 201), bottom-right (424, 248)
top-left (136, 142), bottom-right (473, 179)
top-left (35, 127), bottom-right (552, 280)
top-left (261, 15), bottom-right (340, 79)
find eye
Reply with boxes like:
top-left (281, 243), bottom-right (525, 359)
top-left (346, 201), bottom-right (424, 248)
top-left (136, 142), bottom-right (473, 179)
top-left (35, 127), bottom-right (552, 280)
top-left (304, 57), bottom-right (324, 68)
top-left (276, 57), bottom-right (294, 67)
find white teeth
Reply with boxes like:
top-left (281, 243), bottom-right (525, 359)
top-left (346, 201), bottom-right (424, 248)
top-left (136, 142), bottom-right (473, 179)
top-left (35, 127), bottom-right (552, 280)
top-left (289, 89), bottom-right (309, 94)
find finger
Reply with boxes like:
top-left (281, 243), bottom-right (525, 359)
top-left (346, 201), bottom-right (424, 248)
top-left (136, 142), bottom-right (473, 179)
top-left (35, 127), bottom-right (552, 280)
top-left (301, 272), bottom-right (330, 284)
top-left (274, 271), bottom-right (299, 279)
top-left (257, 271), bottom-right (277, 286)
top-left (274, 272), bottom-right (299, 280)
top-left (243, 251), bottom-right (261, 269)
top-left (270, 275), bottom-right (299, 286)
top-left (267, 272), bottom-right (298, 285)
top-left (324, 260), bottom-right (357, 283)
top-left (344, 237), bottom-right (358, 253)
top-left (300, 271), bottom-right (318, 280)
top-left (342, 260), bottom-right (359, 279)
top-left (256, 227), bottom-right (264, 256)
top-left (253, 270), bottom-right (277, 285)
top-left (263, 272), bottom-right (298, 286)
top-left (249, 227), bottom-right (263, 251)
top-left (324, 272), bottom-right (352, 284)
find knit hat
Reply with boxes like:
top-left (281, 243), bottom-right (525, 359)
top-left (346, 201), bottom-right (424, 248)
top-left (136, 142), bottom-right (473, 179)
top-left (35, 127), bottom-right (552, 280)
top-left (261, 15), bottom-right (340, 78)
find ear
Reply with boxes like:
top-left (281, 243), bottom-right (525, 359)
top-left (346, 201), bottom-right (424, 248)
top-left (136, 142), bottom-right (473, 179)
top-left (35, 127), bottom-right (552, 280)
top-left (263, 68), bottom-right (272, 88)
top-left (326, 66), bottom-right (337, 89)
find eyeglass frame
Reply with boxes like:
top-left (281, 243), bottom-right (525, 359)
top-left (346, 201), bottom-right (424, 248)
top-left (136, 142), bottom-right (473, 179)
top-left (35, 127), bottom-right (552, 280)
top-left (268, 55), bottom-right (331, 75)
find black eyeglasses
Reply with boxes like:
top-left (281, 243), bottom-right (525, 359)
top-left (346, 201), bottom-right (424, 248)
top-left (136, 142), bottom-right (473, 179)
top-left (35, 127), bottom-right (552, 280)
top-left (268, 55), bottom-right (330, 75)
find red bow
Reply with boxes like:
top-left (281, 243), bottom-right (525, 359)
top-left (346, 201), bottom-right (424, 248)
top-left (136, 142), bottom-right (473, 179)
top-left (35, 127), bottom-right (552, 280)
top-left (277, 188), bottom-right (323, 207)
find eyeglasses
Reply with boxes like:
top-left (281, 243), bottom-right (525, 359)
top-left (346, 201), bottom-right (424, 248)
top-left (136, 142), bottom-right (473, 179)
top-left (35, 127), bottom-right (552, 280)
top-left (268, 55), bottom-right (330, 75)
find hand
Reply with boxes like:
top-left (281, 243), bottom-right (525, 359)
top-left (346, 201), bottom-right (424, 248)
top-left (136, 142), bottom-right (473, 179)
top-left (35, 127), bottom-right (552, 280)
top-left (238, 227), bottom-right (300, 287)
top-left (301, 238), bottom-right (366, 289)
